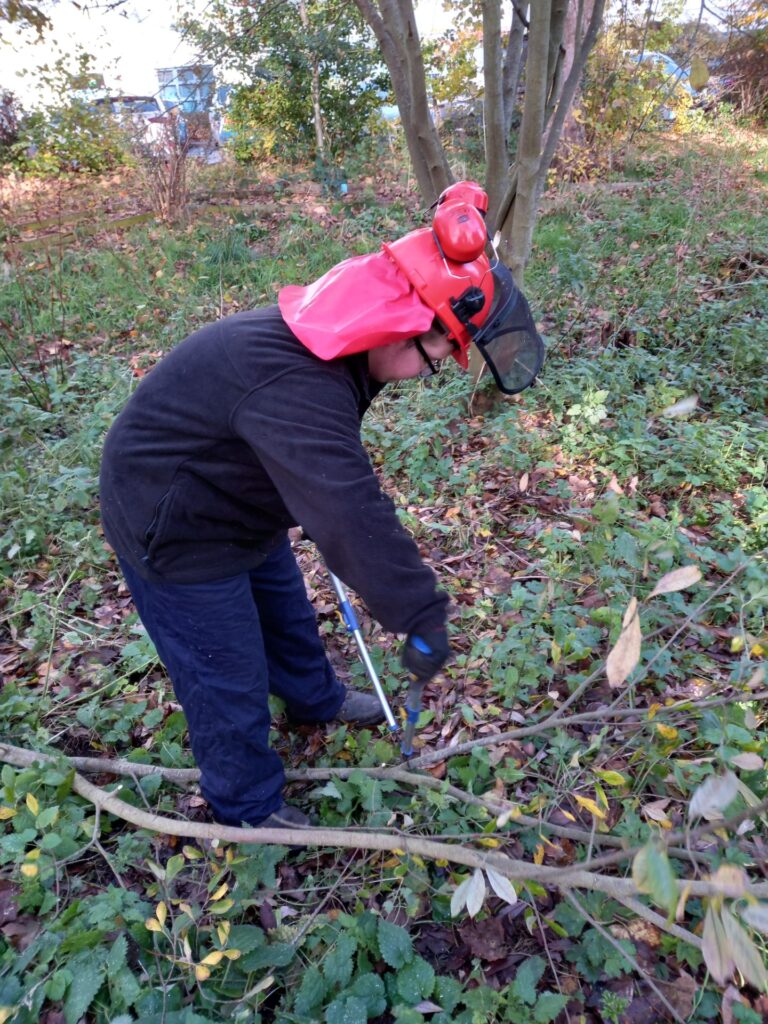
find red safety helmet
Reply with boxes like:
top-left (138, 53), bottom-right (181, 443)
top-left (437, 179), bottom-right (489, 215)
top-left (383, 199), bottom-right (493, 369)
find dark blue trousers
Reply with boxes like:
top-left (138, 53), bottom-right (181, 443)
top-left (119, 539), bottom-right (345, 825)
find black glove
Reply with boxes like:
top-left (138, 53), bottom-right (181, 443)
top-left (401, 629), bottom-right (451, 684)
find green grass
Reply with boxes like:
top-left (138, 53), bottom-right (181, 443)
top-left (1, 129), bottom-right (767, 1023)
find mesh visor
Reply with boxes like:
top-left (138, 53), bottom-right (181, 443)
top-left (473, 265), bottom-right (545, 395)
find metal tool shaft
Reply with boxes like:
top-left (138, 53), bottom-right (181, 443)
top-left (400, 680), bottom-right (424, 757)
top-left (327, 569), bottom-right (398, 732)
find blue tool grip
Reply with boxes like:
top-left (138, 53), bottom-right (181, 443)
top-left (411, 635), bottom-right (433, 654)
top-left (404, 706), bottom-right (420, 724)
top-left (339, 598), bottom-right (360, 632)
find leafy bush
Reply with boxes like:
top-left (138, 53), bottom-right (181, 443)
top-left (7, 99), bottom-right (126, 175)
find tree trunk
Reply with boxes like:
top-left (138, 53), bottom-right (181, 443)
top-left (483, 0), bottom-right (507, 223)
top-left (505, 0), bottom-right (551, 285)
top-left (502, 2), bottom-right (528, 140)
top-left (298, 0), bottom-right (326, 159)
top-left (353, 0), bottom-right (451, 202)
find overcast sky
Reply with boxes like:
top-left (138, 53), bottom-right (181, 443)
top-left (2, 0), bottom-right (717, 108)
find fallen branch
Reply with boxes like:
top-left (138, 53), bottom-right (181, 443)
top-left (2, 743), bottom-right (767, 903)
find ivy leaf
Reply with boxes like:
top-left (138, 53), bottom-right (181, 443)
top-left (606, 597), bottom-right (642, 688)
top-left (377, 917), bottom-right (413, 968)
top-left (486, 867), bottom-right (518, 906)
top-left (689, 771), bottom-right (739, 821)
top-left (702, 904), bottom-right (735, 984)
top-left (631, 843), bottom-right (678, 915)
top-left (648, 565), bottom-right (702, 597)
top-left (720, 904), bottom-right (768, 992)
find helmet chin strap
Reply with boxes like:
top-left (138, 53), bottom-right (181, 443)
top-left (414, 338), bottom-right (439, 377)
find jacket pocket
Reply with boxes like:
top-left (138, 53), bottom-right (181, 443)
top-left (144, 482), bottom-right (183, 563)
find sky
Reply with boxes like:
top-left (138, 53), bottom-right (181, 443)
top-left (2, 0), bottom-right (461, 106)
top-left (2, 0), bottom-right (719, 109)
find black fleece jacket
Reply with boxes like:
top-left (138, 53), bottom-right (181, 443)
top-left (99, 305), bottom-right (448, 637)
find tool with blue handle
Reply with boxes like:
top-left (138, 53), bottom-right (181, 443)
top-left (327, 568), bottom-right (398, 732)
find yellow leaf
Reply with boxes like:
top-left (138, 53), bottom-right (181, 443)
top-left (0, 807), bottom-right (16, 820)
top-left (217, 921), bottom-right (230, 945)
top-left (477, 837), bottom-right (500, 848)
top-left (25, 793), bottom-right (39, 816)
top-left (574, 794), bottom-right (607, 820)
top-left (551, 640), bottom-right (562, 667)
top-left (179, 902), bottom-right (194, 918)
top-left (606, 597), bottom-right (642, 688)
top-left (194, 964), bottom-right (211, 982)
top-left (224, 949), bottom-right (241, 960)
top-left (183, 845), bottom-right (203, 859)
top-left (750, 643), bottom-right (764, 657)
top-left (209, 899), bottom-right (234, 915)
top-left (648, 703), bottom-right (662, 720)
top-left (656, 723), bottom-right (678, 740)
top-left (436, 858), bottom-right (449, 868)
top-left (560, 810), bottom-right (577, 822)
top-left (709, 864), bottom-right (748, 898)
top-left (26, 848), bottom-right (41, 861)
top-left (20, 863), bottom-right (38, 878)
top-left (145, 918), bottom-right (162, 932)
top-left (533, 844), bottom-right (545, 865)
top-left (392, 848), bottom-right (405, 856)
top-left (731, 636), bottom-right (745, 653)
top-left (594, 769), bottom-right (627, 787)
top-left (200, 950), bottom-right (224, 966)
top-left (211, 883), bottom-right (229, 901)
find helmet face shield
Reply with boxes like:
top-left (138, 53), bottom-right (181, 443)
top-left (472, 264), bottom-right (545, 394)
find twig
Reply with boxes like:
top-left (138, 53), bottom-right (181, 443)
top-left (564, 892), bottom-right (687, 1024)
top-left (615, 894), bottom-right (703, 950)
top-left (405, 690), bottom-right (768, 770)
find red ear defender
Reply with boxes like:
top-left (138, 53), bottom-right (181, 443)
top-left (431, 201), bottom-right (488, 263)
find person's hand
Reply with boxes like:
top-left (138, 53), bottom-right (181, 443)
top-left (402, 629), bottom-right (451, 683)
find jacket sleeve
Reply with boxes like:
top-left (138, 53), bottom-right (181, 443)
top-left (230, 366), bottom-right (449, 636)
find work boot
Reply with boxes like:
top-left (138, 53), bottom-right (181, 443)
top-left (256, 804), bottom-right (312, 829)
top-left (336, 689), bottom-right (386, 726)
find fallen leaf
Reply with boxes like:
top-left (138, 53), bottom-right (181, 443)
top-left (689, 771), bottom-right (739, 821)
top-left (730, 752), bottom-right (764, 771)
top-left (648, 564), bottom-right (702, 597)
top-left (606, 597), bottom-right (642, 688)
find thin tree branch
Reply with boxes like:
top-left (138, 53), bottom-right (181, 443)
top-left (565, 892), bottom-right (688, 1024)
top-left (2, 744), bottom-right (767, 902)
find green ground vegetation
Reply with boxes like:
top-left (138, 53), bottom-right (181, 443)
top-left (0, 124), bottom-right (767, 1023)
